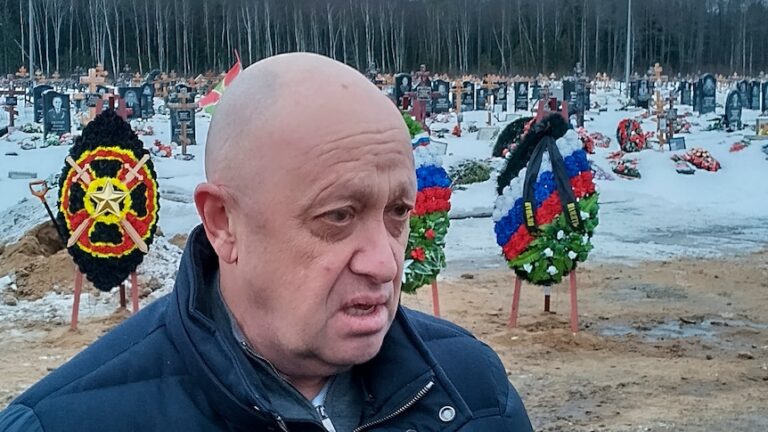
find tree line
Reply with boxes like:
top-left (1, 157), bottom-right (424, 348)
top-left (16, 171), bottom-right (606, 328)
top-left (4, 0), bottom-right (768, 80)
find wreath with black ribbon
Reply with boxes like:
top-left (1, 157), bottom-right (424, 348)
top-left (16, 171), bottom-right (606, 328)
top-left (57, 110), bottom-right (160, 291)
top-left (493, 114), bottom-right (599, 285)
top-left (492, 116), bottom-right (534, 157)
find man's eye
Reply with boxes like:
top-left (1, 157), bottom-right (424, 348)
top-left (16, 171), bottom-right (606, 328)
top-left (391, 204), bottom-right (412, 218)
top-left (324, 209), bottom-right (353, 224)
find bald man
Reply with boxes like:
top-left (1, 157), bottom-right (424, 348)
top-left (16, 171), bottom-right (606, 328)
top-left (0, 54), bottom-right (532, 431)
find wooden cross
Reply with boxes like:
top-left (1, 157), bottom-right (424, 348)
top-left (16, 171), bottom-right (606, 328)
top-left (654, 63), bottom-right (663, 83)
top-left (95, 63), bottom-right (109, 80)
top-left (452, 79), bottom-right (465, 116)
top-left (15, 66), bottom-right (28, 80)
top-left (666, 93), bottom-right (678, 143)
top-left (34, 70), bottom-right (47, 84)
top-left (167, 87), bottom-right (198, 156)
top-left (654, 90), bottom-right (667, 148)
top-left (131, 72), bottom-right (143, 87)
top-left (3, 82), bottom-right (20, 128)
top-left (80, 68), bottom-right (105, 94)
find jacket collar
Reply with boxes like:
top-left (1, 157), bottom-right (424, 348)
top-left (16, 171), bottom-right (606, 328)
top-left (165, 225), bottom-right (470, 429)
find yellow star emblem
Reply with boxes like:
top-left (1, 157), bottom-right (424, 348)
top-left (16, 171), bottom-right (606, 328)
top-left (90, 181), bottom-right (127, 217)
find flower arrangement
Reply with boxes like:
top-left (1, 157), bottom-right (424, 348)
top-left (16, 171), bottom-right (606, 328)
top-left (492, 116), bottom-right (534, 157)
top-left (616, 119), bottom-right (649, 152)
top-left (493, 114), bottom-right (599, 285)
top-left (577, 127), bottom-right (595, 154)
top-left (402, 115), bottom-right (452, 294)
top-left (57, 110), bottom-right (159, 291)
top-left (672, 148), bottom-right (721, 172)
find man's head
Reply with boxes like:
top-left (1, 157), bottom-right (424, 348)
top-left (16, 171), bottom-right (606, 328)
top-left (52, 97), bottom-right (62, 110)
top-left (195, 53), bottom-right (415, 383)
top-left (126, 90), bottom-right (137, 104)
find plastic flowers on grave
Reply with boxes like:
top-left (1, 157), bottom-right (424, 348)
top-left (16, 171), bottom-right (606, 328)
top-left (616, 119), bottom-right (649, 153)
top-left (402, 116), bottom-right (452, 294)
top-left (57, 110), bottom-right (159, 291)
top-left (577, 127), bottom-right (595, 154)
top-left (493, 114), bottom-right (599, 286)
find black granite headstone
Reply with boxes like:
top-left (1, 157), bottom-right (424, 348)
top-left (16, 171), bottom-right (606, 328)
top-left (725, 90), bottom-right (742, 129)
top-left (750, 81), bottom-right (761, 110)
top-left (394, 73), bottom-right (411, 108)
top-left (637, 79), bottom-right (652, 109)
top-left (762, 82), bottom-right (768, 112)
top-left (117, 87), bottom-right (143, 119)
top-left (475, 87), bottom-right (488, 110)
top-left (169, 92), bottom-right (197, 146)
top-left (629, 80), bottom-right (639, 105)
top-left (42, 90), bottom-right (71, 137)
top-left (461, 81), bottom-right (475, 111)
top-left (493, 82), bottom-right (508, 112)
top-left (738, 80), bottom-right (749, 107)
top-left (514, 82), bottom-right (529, 111)
top-left (140, 83), bottom-right (155, 118)
top-left (700, 74), bottom-right (716, 115)
top-left (431, 79), bottom-right (451, 114)
top-left (679, 81), bottom-right (692, 106)
top-left (33, 85), bottom-right (53, 123)
top-left (530, 82), bottom-right (541, 102)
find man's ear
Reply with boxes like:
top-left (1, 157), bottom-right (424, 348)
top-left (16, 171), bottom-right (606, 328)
top-left (194, 183), bottom-right (238, 264)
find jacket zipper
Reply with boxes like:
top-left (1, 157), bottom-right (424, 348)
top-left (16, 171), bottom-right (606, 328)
top-left (352, 380), bottom-right (435, 432)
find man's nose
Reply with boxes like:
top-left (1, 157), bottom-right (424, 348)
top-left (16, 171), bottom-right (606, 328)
top-left (349, 220), bottom-right (399, 285)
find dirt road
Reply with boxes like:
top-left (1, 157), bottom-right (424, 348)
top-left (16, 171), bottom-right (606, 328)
top-left (1, 252), bottom-right (767, 431)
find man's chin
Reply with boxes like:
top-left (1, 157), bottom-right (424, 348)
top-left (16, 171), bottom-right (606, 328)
top-left (326, 335), bottom-right (386, 367)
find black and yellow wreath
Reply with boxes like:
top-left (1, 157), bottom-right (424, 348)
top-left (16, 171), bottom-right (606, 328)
top-left (57, 110), bottom-right (160, 291)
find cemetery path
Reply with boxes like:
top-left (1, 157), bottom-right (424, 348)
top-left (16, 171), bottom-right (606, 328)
top-left (1, 251), bottom-right (767, 431)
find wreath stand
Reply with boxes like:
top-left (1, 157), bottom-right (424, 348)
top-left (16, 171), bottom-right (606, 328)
top-left (507, 272), bottom-right (579, 333)
top-left (431, 281), bottom-right (440, 317)
top-left (71, 269), bottom-right (140, 331)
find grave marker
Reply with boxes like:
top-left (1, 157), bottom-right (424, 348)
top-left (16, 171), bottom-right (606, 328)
top-left (461, 81), bottom-right (475, 111)
top-left (750, 80), bottom-right (761, 110)
top-left (168, 87), bottom-right (198, 152)
top-left (117, 87), bottom-right (143, 120)
top-left (725, 90), bottom-right (743, 130)
top-left (514, 81), bottom-right (529, 111)
top-left (33, 84), bottom-right (54, 123)
top-left (738, 79), bottom-right (749, 107)
top-left (42, 90), bottom-right (71, 137)
top-left (679, 81), bottom-right (692, 106)
top-left (394, 73), bottom-right (411, 109)
top-left (762, 82), bottom-right (768, 113)
top-left (699, 74), bottom-right (717, 115)
top-left (140, 83), bottom-right (155, 118)
top-left (431, 79), bottom-right (451, 114)
top-left (3, 83), bottom-right (20, 128)
top-left (493, 81), bottom-right (508, 112)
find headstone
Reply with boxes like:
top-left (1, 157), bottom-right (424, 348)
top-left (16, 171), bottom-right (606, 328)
top-left (738, 79), bottom-right (749, 107)
top-left (530, 81), bottom-right (541, 102)
top-left (514, 82), bottom-right (529, 111)
top-left (629, 80), bottom-right (639, 105)
top-left (394, 73), bottom-right (411, 108)
top-left (476, 126), bottom-right (500, 141)
top-left (492, 82), bottom-right (508, 112)
top-left (461, 81), bottom-right (475, 111)
top-left (42, 90), bottom-right (71, 137)
top-left (168, 88), bottom-right (198, 148)
top-left (33, 84), bottom-right (53, 122)
top-left (571, 80), bottom-right (587, 121)
top-left (475, 86), bottom-right (488, 111)
top-left (431, 79), bottom-right (451, 114)
top-left (636, 79), bottom-right (652, 109)
top-left (762, 82), bottom-right (768, 113)
top-left (117, 87), bottom-right (143, 119)
top-left (725, 90), bottom-right (743, 130)
top-left (750, 80), bottom-right (761, 110)
top-left (562, 80), bottom-right (575, 106)
top-left (699, 74), bottom-right (716, 115)
top-left (679, 81), bottom-right (692, 106)
top-left (140, 83), bottom-right (155, 118)
top-left (668, 137), bottom-right (686, 151)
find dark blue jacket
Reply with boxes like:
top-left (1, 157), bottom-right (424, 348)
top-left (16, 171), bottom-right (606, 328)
top-left (0, 226), bottom-right (533, 431)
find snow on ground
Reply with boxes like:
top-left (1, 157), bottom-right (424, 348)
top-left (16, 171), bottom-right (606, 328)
top-left (1, 83), bottom-right (767, 313)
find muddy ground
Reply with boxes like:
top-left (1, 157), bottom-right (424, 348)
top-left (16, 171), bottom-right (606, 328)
top-left (1, 250), bottom-right (767, 431)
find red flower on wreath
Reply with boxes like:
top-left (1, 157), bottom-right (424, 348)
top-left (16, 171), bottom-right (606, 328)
top-left (424, 229), bottom-right (436, 240)
top-left (410, 247), bottom-right (426, 262)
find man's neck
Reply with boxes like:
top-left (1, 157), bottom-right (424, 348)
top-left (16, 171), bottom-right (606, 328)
top-left (287, 375), bottom-right (329, 401)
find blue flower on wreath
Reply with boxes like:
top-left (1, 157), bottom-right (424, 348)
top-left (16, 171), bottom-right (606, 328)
top-left (416, 165), bottom-right (451, 190)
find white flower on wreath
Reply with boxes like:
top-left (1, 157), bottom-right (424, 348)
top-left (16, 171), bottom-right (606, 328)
top-left (556, 230), bottom-right (565, 240)
top-left (546, 266), bottom-right (559, 276)
top-left (542, 248), bottom-right (554, 258)
top-left (568, 251), bottom-right (578, 260)
top-left (582, 234), bottom-right (590, 245)
top-left (523, 263), bottom-right (533, 273)
top-left (402, 259), bottom-right (414, 283)
top-left (580, 211), bottom-right (590, 220)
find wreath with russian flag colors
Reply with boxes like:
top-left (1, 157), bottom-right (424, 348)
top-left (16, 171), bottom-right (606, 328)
top-left (402, 114), bottom-right (452, 294)
top-left (57, 110), bottom-right (159, 291)
top-left (616, 119), bottom-right (649, 153)
top-left (493, 114), bottom-right (599, 285)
